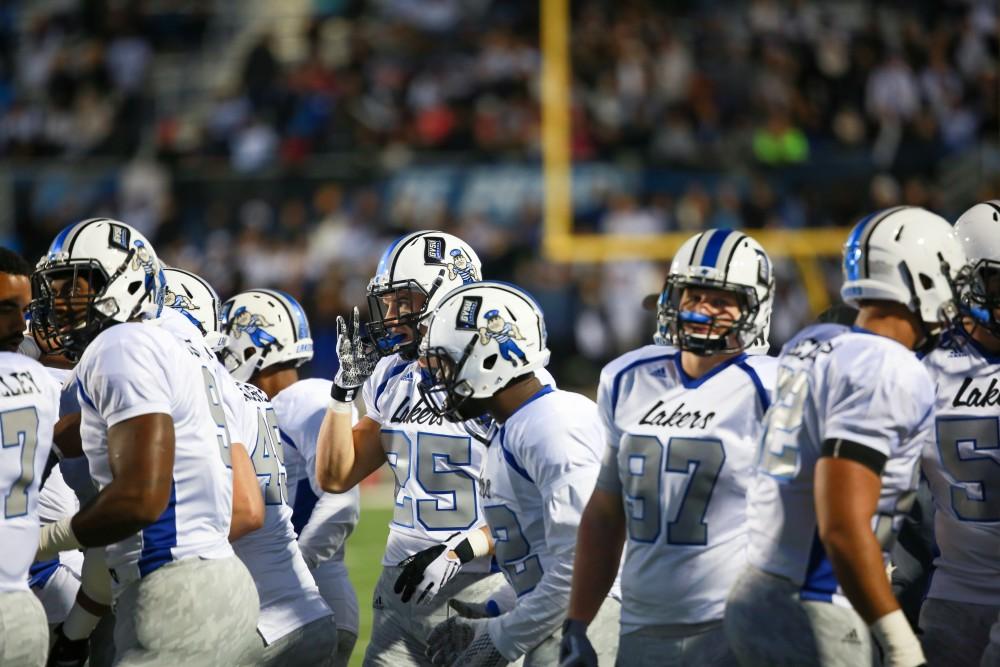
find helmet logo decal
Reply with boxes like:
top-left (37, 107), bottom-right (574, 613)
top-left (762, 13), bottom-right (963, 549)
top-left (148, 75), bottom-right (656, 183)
top-left (230, 306), bottom-right (282, 350)
top-left (130, 240), bottom-right (157, 296)
top-left (108, 223), bottom-right (131, 251)
top-left (478, 308), bottom-right (528, 366)
top-left (424, 236), bottom-right (446, 263)
top-left (456, 295), bottom-right (482, 330)
top-left (165, 285), bottom-right (201, 329)
top-left (448, 249), bottom-right (480, 284)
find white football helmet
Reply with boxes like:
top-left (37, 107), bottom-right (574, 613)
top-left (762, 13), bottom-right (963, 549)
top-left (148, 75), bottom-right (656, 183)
top-left (655, 229), bottom-right (774, 355)
top-left (418, 281), bottom-right (550, 422)
top-left (953, 201), bottom-right (1000, 337)
top-left (162, 267), bottom-right (228, 351)
top-left (841, 206), bottom-right (965, 335)
top-left (31, 218), bottom-right (165, 359)
top-left (367, 230), bottom-right (482, 359)
top-left (219, 289), bottom-right (313, 382)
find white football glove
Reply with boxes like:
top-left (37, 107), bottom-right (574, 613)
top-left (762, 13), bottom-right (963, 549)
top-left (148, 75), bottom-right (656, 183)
top-left (426, 615), bottom-right (507, 667)
top-left (331, 307), bottom-right (378, 402)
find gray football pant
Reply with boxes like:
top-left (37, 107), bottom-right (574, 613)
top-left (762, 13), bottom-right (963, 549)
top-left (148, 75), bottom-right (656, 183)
top-left (526, 596), bottom-right (620, 667)
top-left (363, 566), bottom-right (507, 667)
top-left (616, 620), bottom-right (736, 667)
top-left (0, 590), bottom-right (48, 667)
top-left (251, 613), bottom-right (339, 666)
top-left (978, 609), bottom-right (1000, 667)
top-left (335, 629), bottom-right (358, 667)
top-left (920, 598), bottom-right (996, 667)
top-left (113, 556), bottom-right (260, 666)
top-left (724, 566), bottom-right (873, 667)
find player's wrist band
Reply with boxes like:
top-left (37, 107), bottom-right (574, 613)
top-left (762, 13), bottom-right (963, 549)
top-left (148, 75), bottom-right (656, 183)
top-left (870, 609), bottom-right (925, 666)
top-left (329, 383), bottom-right (359, 404)
top-left (562, 618), bottom-right (588, 635)
top-left (327, 397), bottom-right (354, 413)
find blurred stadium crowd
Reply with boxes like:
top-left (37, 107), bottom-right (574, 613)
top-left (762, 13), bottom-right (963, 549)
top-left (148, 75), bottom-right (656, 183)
top-left (2, 0), bottom-right (998, 382)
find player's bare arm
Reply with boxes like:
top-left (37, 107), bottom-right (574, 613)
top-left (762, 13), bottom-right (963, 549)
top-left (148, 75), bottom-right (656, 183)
top-left (68, 412), bottom-right (176, 547)
top-left (316, 412), bottom-right (385, 493)
top-left (814, 456), bottom-right (899, 623)
top-left (228, 441), bottom-right (264, 540)
top-left (566, 488), bottom-right (625, 625)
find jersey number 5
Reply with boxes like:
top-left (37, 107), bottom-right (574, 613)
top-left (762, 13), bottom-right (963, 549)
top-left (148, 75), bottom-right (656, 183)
top-left (936, 416), bottom-right (1000, 522)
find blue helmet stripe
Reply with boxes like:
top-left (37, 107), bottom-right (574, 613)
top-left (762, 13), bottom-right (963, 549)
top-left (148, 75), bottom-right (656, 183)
top-left (49, 223), bottom-right (76, 254)
top-left (700, 229), bottom-right (732, 268)
top-left (375, 234), bottom-right (408, 281)
top-left (844, 211), bottom-right (878, 281)
top-left (271, 289), bottom-right (311, 339)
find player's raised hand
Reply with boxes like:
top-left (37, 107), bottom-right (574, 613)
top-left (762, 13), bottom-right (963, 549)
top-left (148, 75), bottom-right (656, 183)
top-left (331, 307), bottom-right (378, 402)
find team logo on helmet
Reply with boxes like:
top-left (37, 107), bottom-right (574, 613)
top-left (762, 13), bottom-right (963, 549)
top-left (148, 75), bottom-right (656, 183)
top-left (424, 236), bottom-right (446, 263)
top-left (164, 286), bottom-right (201, 329)
top-left (478, 309), bottom-right (528, 366)
top-left (456, 295), bottom-right (483, 330)
top-left (447, 249), bottom-right (479, 285)
top-left (230, 306), bottom-right (282, 350)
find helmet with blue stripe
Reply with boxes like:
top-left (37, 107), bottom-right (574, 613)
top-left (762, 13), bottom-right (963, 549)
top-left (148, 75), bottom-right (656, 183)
top-left (367, 230), bottom-right (482, 360)
top-left (30, 218), bottom-right (165, 360)
top-left (841, 206), bottom-right (964, 335)
top-left (161, 267), bottom-right (228, 351)
top-left (418, 281), bottom-right (550, 421)
top-left (953, 201), bottom-right (1000, 338)
top-left (656, 228), bottom-right (774, 355)
top-left (218, 289), bottom-right (314, 382)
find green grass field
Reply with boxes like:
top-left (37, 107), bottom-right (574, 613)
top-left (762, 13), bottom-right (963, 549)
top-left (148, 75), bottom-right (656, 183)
top-left (343, 505), bottom-right (393, 667)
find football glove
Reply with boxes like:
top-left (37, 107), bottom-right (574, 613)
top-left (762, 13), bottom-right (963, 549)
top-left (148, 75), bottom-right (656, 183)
top-left (47, 624), bottom-right (89, 667)
top-left (331, 307), bottom-right (378, 402)
top-left (395, 532), bottom-right (470, 605)
top-left (426, 615), bottom-right (506, 667)
top-left (559, 619), bottom-right (598, 667)
top-left (37, 517), bottom-right (81, 561)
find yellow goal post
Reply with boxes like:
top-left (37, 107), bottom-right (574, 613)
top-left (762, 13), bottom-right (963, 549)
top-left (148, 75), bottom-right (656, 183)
top-left (539, 0), bottom-right (849, 315)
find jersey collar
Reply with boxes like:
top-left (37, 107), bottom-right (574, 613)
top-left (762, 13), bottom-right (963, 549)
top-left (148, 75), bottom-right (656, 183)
top-left (672, 352), bottom-right (748, 389)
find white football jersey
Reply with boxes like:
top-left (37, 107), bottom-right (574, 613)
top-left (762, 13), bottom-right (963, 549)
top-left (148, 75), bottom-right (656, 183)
top-left (231, 381), bottom-right (331, 645)
top-left (747, 324), bottom-right (934, 604)
top-left (75, 322), bottom-right (234, 584)
top-left (271, 378), bottom-right (361, 634)
top-left (363, 355), bottom-right (494, 571)
top-left (0, 352), bottom-right (59, 593)
top-left (30, 466), bottom-right (84, 615)
top-left (597, 345), bottom-right (776, 630)
top-left (921, 330), bottom-right (1000, 605)
top-left (480, 386), bottom-right (606, 661)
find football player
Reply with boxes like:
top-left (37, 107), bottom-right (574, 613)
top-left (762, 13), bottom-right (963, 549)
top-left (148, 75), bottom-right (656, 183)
top-left (417, 281), bottom-right (618, 666)
top-left (725, 207), bottom-right (965, 667)
top-left (918, 201), bottom-right (1000, 666)
top-left (561, 230), bottom-right (777, 666)
top-left (163, 269), bottom-right (339, 665)
top-left (0, 339), bottom-right (60, 665)
top-left (221, 288), bottom-right (361, 667)
top-left (29, 218), bottom-right (260, 665)
top-left (314, 232), bottom-right (510, 666)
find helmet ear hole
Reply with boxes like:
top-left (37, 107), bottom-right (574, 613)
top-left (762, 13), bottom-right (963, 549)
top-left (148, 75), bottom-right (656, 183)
top-left (127, 281), bottom-right (142, 294)
top-left (919, 273), bottom-right (934, 290)
top-left (482, 354), bottom-right (498, 370)
top-left (243, 347), bottom-right (256, 361)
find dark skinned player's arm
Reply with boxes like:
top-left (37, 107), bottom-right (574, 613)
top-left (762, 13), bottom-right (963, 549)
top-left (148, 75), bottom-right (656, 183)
top-left (70, 412), bottom-right (175, 546)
